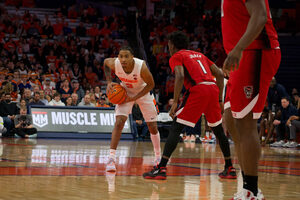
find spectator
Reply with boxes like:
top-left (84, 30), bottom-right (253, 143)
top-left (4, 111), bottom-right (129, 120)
top-left (65, 97), bottom-right (73, 106)
top-left (96, 96), bottom-right (110, 108)
top-left (258, 107), bottom-right (275, 145)
top-left (17, 98), bottom-right (27, 109)
top-left (286, 102), bottom-right (300, 148)
top-left (163, 98), bottom-right (174, 112)
top-left (76, 22), bottom-right (86, 37)
top-left (268, 77), bottom-right (289, 112)
top-left (78, 94), bottom-right (95, 107)
top-left (58, 79), bottom-right (72, 103)
top-left (132, 103), bottom-right (149, 141)
top-left (39, 90), bottom-right (48, 105)
top-left (23, 88), bottom-right (32, 104)
top-left (0, 93), bottom-right (19, 136)
top-left (71, 79), bottom-right (84, 101)
top-left (45, 94), bottom-right (52, 103)
top-left (49, 93), bottom-right (65, 106)
top-left (71, 93), bottom-right (79, 106)
top-left (94, 86), bottom-right (102, 101)
top-left (13, 106), bottom-right (37, 138)
top-left (27, 92), bottom-right (45, 109)
top-left (43, 77), bottom-right (56, 95)
top-left (271, 97), bottom-right (298, 147)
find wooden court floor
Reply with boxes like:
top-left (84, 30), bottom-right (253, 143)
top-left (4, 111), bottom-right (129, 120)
top-left (0, 138), bottom-right (299, 200)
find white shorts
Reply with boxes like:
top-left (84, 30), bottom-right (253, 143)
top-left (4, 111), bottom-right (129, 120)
top-left (115, 92), bottom-right (158, 122)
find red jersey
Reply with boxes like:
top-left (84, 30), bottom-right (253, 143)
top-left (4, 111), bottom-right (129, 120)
top-left (221, 0), bottom-right (279, 53)
top-left (169, 50), bottom-right (215, 90)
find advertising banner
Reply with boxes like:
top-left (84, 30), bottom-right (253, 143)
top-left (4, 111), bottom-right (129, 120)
top-left (30, 106), bottom-right (132, 134)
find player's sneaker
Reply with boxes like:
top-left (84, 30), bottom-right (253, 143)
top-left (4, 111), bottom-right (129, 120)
top-left (270, 140), bottom-right (284, 147)
top-left (231, 189), bottom-right (264, 200)
top-left (143, 165), bottom-right (167, 180)
top-left (257, 189), bottom-right (265, 200)
top-left (218, 166), bottom-right (237, 179)
top-left (195, 136), bottom-right (201, 143)
top-left (106, 158), bottom-right (116, 172)
top-left (286, 141), bottom-right (298, 148)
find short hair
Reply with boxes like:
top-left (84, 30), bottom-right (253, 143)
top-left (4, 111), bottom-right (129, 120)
top-left (34, 91), bottom-right (40, 96)
top-left (5, 92), bottom-right (11, 96)
top-left (281, 97), bottom-right (289, 101)
top-left (20, 106), bottom-right (27, 111)
top-left (119, 46), bottom-right (134, 55)
top-left (167, 31), bottom-right (189, 50)
top-left (53, 93), bottom-right (61, 98)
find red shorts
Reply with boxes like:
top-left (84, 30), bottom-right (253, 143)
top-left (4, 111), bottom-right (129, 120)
top-left (224, 49), bottom-right (281, 119)
top-left (176, 83), bottom-right (222, 127)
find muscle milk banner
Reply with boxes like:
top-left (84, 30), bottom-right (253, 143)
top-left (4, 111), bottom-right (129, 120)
top-left (30, 106), bottom-right (132, 134)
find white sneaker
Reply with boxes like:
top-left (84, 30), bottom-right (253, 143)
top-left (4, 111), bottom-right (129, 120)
top-left (232, 189), bottom-right (264, 200)
top-left (270, 140), bottom-right (285, 147)
top-left (282, 141), bottom-right (290, 148)
top-left (257, 189), bottom-right (265, 200)
top-left (286, 141), bottom-right (298, 148)
top-left (106, 158), bottom-right (116, 172)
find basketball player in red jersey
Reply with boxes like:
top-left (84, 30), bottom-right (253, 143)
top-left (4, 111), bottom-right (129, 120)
top-left (143, 31), bottom-right (236, 180)
top-left (104, 46), bottom-right (161, 172)
top-left (222, 0), bottom-right (281, 199)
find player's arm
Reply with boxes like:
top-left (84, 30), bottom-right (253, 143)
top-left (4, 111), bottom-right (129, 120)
top-left (223, 0), bottom-right (267, 76)
top-left (127, 62), bottom-right (155, 102)
top-left (210, 64), bottom-right (224, 101)
top-left (104, 58), bottom-right (117, 92)
top-left (169, 65), bottom-right (184, 119)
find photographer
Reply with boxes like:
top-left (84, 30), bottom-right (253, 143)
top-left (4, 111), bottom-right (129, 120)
top-left (13, 106), bottom-right (37, 138)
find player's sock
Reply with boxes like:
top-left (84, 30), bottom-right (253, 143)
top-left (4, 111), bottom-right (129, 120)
top-left (244, 175), bottom-right (258, 196)
top-left (225, 158), bottom-right (232, 169)
top-left (150, 132), bottom-right (161, 158)
top-left (109, 149), bottom-right (116, 160)
top-left (158, 157), bottom-right (169, 168)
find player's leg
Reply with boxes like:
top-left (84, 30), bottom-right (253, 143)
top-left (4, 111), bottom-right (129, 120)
top-left (143, 86), bottom-right (205, 179)
top-left (230, 49), bottom-right (281, 198)
top-left (146, 121), bottom-right (161, 163)
top-left (107, 102), bottom-right (134, 172)
top-left (137, 93), bottom-right (161, 163)
top-left (205, 85), bottom-right (236, 179)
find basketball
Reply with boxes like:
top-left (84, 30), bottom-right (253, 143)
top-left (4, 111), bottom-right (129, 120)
top-left (107, 84), bottom-right (127, 104)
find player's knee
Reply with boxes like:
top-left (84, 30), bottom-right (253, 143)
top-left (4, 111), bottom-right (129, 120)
top-left (147, 122), bottom-right (158, 134)
top-left (115, 117), bottom-right (127, 129)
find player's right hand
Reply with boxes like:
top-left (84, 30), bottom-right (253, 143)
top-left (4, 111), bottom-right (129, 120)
top-left (106, 82), bottom-right (117, 94)
top-left (223, 47), bottom-right (243, 77)
top-left (169, 102), bottom-right (178, 119)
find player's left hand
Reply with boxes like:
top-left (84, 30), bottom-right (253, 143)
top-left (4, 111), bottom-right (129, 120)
top-left (223, 47), bottom-right (243, 77)
top-left (169, 102), bottom-right (178, 119)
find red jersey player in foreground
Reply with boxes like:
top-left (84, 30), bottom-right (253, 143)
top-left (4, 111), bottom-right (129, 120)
top-left (143, 31), bottom-right (236, 180)
top-left (222, 0), bottom-right (281, 199)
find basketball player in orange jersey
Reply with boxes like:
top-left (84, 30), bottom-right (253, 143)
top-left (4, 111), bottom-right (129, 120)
top-left (104, 46), bottom-right (161, 172)
top-left (222, 0), bottom-right (281, 199)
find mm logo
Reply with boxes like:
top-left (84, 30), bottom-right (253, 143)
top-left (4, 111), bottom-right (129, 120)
top-left (32, 111), bottom-right (48, 128)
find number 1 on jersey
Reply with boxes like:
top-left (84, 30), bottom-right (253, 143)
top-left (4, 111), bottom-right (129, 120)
top-left (197, 60), bottom-right (207, 74)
